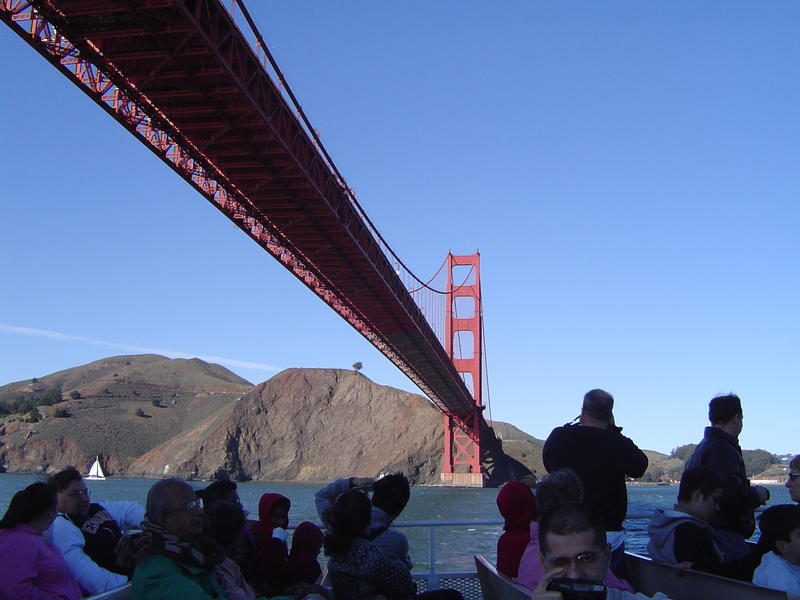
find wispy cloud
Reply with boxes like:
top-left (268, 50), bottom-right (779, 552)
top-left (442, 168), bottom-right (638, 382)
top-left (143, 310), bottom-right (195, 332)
top-left (0, 323), bottom-right (280, 372)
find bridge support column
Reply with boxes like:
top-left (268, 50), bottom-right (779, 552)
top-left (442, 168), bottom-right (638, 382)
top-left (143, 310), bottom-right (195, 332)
top-left (440, 252), bottom-right (484, 487)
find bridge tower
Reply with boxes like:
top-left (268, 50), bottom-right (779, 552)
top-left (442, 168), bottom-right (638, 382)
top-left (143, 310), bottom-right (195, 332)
top-left (441, 252), bottom-right (484, 487)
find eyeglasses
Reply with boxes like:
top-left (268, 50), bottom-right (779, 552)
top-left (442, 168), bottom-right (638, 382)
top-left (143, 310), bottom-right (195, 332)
top-left (545, 551), bottom-right (602, 570)
top-left (165, 498), bottom-right (202, 515)
top-left (788, 473), bottom-right (800, 482)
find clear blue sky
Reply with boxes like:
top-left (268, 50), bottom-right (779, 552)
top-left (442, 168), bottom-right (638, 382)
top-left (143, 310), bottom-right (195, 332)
top-left (1, 2), bottom-right (798, 456)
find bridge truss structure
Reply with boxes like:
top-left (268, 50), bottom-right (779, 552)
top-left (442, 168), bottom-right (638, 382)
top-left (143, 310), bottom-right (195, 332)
top-left (1, 0), bottom-right (489, 485)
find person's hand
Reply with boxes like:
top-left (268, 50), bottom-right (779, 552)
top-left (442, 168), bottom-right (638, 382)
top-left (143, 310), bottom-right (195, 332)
top-left (675, 561), bottom-right (694, 577)
top-left (351, 477), bottom-right (375, 490)
top-left (755, 485), bottom-right (770, 505)
top-left (531, 567), bottom-right (566, 599)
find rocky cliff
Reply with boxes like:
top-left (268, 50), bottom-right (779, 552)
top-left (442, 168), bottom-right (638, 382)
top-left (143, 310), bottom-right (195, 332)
top-left (0, 356), bottom-right (535, 484)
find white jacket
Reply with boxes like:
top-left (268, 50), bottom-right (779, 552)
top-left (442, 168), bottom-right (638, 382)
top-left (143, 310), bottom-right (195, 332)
top-left (51, 501), bottom-right (145, 595)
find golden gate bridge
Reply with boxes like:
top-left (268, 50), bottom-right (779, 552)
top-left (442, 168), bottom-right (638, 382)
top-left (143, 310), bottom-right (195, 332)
top-left (1, 0), bottom-right (515, 486)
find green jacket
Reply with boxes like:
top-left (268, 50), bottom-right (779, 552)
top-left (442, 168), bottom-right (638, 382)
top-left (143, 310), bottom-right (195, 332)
top-left (132, 554), bottom-right (228, 600)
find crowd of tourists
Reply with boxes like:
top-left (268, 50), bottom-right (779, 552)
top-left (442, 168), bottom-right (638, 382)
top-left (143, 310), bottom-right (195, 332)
top-left (0, 389), bottom-right (798, 600)
top-left (495, 390), bottom-right (800, 599)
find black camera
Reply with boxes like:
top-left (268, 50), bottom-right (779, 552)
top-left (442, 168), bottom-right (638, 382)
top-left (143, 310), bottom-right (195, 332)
top-left (546, 578), bottom-right (607, 600)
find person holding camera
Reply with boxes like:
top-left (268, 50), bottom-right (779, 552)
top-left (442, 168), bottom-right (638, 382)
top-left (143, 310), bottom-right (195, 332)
top-left (532, 503), bottom-right (670, 600)
top-left (542, 389), bottom-right (648, 578)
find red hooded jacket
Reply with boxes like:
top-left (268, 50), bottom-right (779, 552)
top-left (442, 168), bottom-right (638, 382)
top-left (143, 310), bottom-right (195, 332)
top-left (288, 521), bottom-right (324, 584)
top-left (250, 493), bottom-right (291, 594)
top-left (496, 481), bottom-right (538, 578)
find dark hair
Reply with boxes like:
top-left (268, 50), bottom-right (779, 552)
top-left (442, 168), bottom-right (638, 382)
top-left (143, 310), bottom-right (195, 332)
top-left (197, 480), bottom-right (238, 511)
top-left (582, 389), bottom-right (614, 421)
top-left (323, 490), bottom-right (371, 557)
top-left (0, 482), bottom-right (57, 529)
top-left (708, 394), bottom-right (742, 425)
top-left (371, 473), bottom-right (410, 517)
top-left (46, 466), bottom-right (83, 491)
top-left (677, 467), bottom-right (724, 503)
top-left (538, 502), bottom-right (606, 556)
top-left (536, 468), bottom-right (583, 517)
top-left (207, 500), bottom-right (245, 548)
top-left (758, 505), bottom-right (800, 554)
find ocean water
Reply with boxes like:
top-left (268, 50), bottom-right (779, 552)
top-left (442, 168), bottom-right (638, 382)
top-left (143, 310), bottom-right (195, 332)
top-left (0, 474), bottom-right (791, 572)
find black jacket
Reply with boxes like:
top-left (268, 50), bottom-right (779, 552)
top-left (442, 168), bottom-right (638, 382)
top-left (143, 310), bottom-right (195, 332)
top-left (542, 424), bottom-right (648, 531)
top-left (684, 426), bottom-right (762, 537)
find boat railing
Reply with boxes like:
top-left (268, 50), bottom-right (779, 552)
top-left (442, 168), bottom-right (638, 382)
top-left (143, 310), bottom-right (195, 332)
top-left (393, 519), bottom-right (502, 596)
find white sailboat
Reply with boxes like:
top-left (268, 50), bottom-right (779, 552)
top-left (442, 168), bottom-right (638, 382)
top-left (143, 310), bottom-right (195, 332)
top-left (86, 456), bottom-right (106, 481)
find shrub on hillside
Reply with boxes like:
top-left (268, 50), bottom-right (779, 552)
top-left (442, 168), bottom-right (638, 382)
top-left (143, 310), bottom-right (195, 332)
top-left (135, 408), bottom-right (146, 417)
top-left (54, 407), bottom-right (70, 418)
top-left (69, 390), bottom-right (81, 400)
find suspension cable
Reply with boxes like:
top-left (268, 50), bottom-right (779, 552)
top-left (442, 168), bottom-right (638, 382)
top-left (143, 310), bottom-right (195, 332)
top-left (232, 1), bottom-right (473, 296)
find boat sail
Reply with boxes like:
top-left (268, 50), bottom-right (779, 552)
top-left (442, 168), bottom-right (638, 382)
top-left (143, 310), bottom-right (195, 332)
top-left (86, 456), bottom-right (106, 481)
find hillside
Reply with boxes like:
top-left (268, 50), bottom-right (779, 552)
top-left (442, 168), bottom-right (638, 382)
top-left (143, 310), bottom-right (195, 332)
top-left (0, 357), bottom-right (531, 484)
top-left (0, 355), bottom-right (252, 473)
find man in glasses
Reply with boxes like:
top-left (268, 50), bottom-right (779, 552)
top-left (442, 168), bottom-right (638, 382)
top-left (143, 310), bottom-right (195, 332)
top-left (532, 503), bottom-right (670, 600)
top-left (118, 478), bottom-right (226, 599)
top-left (48, 466), bottom-right (145, 595)
top-left (787, 455), bottom-right (800, 504)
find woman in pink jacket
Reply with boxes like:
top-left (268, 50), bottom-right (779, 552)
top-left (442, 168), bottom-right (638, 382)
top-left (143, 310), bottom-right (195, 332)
top-left (0, 482), bottom-right (81, 600)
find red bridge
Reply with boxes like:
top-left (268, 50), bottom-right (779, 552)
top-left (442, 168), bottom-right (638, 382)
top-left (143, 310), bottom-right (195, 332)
top-left (2, 0), bottom-right (498, 486)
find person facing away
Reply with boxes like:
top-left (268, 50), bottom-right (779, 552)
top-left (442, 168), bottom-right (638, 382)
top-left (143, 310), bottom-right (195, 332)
top-left (542, 389), bottom-right (648, 575)
top-left (495, 480), bottom-right (538, 578)
top-left (47, 465), bottom-right (145, 595)
top-left (198, 479), bottom-right (256, 581)
top-left (0, 482), bottom-right (82, 600)
top-left (324, 489), bottom-right (415, 600)
top-left (752, 504), bottom-right (800, 594)
top-left (116, 477), bottom-right (228, 600)
top-left (787, 455), bottom-right (800, 504)
top-left (206, 500), bottom-right (261, 600)
top-left (515, 469), bottom-right (633, 593)
top-left (316, 473), bottom-right (412, 569)
top-left (531, 503), bottom-right (671, 600)
top-left (646, 466), bottom-right (755, 578)
top-left (684, 393), bottom-right (769, 559)
top-left (288, 521), bottom-right (325, 585)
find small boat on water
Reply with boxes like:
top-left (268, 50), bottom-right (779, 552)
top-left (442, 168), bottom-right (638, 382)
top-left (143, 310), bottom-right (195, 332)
top-left (86, 456), bottom-right (106, 481)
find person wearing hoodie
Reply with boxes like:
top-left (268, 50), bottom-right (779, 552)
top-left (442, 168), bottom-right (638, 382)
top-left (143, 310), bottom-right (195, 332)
top-left (646, 466), bottom-right (753, 579)
top-left (288, 521), bottom-right (324, 584)
top-left (250, 492), bottom-right (292, 596)
top-left (495, 480), bottom-right (537, 577)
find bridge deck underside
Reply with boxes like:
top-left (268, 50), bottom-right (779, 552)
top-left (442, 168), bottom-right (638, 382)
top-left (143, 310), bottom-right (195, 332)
top-left (15, 0), bottom-right (481, 420)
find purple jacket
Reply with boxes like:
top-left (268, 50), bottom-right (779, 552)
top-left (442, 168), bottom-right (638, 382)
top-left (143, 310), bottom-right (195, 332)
top-left (0, 524), bottom-right (82, 600)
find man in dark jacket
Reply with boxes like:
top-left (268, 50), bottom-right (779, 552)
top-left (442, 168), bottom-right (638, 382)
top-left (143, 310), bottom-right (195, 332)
top-left (685, 393), bottom-right (769, 559)
top-left (542, 389), bottom-right (648, 577)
